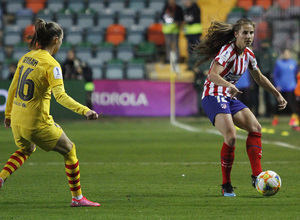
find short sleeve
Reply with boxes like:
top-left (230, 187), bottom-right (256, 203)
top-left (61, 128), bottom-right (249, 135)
top-left (47, 65), bottom-right (64, 88)
top-left (215, 50), bottom-right (231, 67)
top-left (248, 53), bottom-right (258, 70)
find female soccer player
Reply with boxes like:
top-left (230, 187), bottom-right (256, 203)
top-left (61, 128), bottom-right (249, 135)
top-left (194, 18), bottom-right (287, 197)
top-left (1, 19), bottom-right (100, 207)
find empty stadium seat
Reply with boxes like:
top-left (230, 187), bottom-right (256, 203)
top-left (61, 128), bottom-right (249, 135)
top-left (136, 42), bottom-right (156, 62)
top-left (1, 63), bottom-right (11, 80)
top-left (294, 0), bottom-right (300, 6)
top-left (88, 0), bottom-right (105, 10)
top-left (128, 0), bottom-right (146, 13)
top-left (97, 11), bottom-right (116, 30)
top-left (0, 48), bottom-right (6, 63)
top-left (76, 9), bottom-right (96, 31)
top-left (107, 0), bottom-right (126, 13)
top-left (118, 9), bottom-right (136, 29)
top-left (89, 64), bottom-right (104, 79)
top-left (247, 5), bottom-right (264, 20)
top-left (65, 27), bottom-right (83, 45)
top-left (148, 0), bottom-right (165, 13)
top-left (23, 24), bottom-right (35, 43)
top-left (86, 27), bottom-right (104, 45)
top-left (286, 6), bottom-right (300, 17)
top-left (26, 0), bottom-right (46, 14)
top-left (147, 23), bottom-right (164, 46)
top-left (256, 0), bottom-right (272, 10)
top-left (116, 42), bottom-right (135, 62)
top-left (126, 58), bottom-right (146, 79)
top-left (56, 9), bottom-right (75, 30)
top-left (265, 5), bottom-right (282, 19)
top-left (15, 8), bottom-right (34, 28)
top-left (75, 44), bottom-right (93, 63)
top-left (138, 9), bottom-right (157, 28)
top-left (105, 24), bottom-right (126, 46)
top-left (95, 42), bottom-right (115, 64)
top-left (226, 7), bottom-right (245, 24)
top-left (105, 59), bottom-right (125, 79)
top-left (127, 25), bottom-right (145, 45)
top-left (46, 0), bottom-right (65, 13)
top-left (54, 43), bottom-right (72, 62)
top-left (36, 9), bottom-right (55, 21)
top-left (67, 0), bottom-right (86, 13)
top-left (237, 0), bottom-right (254, 11)
top-left (6, 0), bottom-right (24, 14)
top-left (4, 30), bottom-right (22, 46)
top-left (256, 21), bottom-right (269, 40)
top-left (12, 44), bottom-right (29, 61)
top-left (275, 0), bottom-right (291, 10)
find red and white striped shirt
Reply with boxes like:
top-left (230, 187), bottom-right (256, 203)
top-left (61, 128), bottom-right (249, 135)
top-left (202, 42), bottom-right (258, 98)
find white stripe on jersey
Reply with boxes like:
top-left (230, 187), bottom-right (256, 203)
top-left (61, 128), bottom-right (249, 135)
top-left (202, 42), bottom-right (258, 98)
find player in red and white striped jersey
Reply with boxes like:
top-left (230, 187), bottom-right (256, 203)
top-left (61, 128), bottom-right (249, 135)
top-left (194, 19), bottom-right (287, 197)
top-left (202, 42), bottom-right (258, 98)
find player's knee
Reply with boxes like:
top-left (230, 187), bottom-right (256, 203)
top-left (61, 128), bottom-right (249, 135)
top-left (251, 122), bottom-right (262, 133)
top-left (228, 137), bottom-right (236, 147)
top-left (225, 132), bottom-right (236, 147)
top-left (22, 144), bottom-right (36, 156)
top-left (255, 123), bottom-right (262, 133)
top-left (65, 141), bottom-right (74, 154)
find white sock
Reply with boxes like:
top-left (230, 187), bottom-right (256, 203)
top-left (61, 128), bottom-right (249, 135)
top-left (72, 194), bottom-right (83, 200)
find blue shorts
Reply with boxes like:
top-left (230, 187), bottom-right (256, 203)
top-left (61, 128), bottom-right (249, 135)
top-left (201, 96), bottom-right (247, 125)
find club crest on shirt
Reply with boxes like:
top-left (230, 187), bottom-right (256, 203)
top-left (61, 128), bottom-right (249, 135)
top-left (221, 103), bottom-right (227, 109)
top-left (53, 66), bottom-right (63, 79)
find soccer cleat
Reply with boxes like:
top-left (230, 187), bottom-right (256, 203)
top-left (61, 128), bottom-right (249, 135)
top-left (71, 196), bottom-right (101, 207)
top-left (0, 178), bottom-right (4, 189)
top-left (251, 175), bottom-right (257, 188)
top-left (221, 182), bottom-right (236, 197)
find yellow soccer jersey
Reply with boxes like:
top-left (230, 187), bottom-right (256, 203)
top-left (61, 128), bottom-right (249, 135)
top-left (5, 49), bottom-right (90, 129)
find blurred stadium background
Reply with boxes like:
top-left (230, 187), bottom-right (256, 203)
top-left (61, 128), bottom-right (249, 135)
top-left (0, 0), bottom-right (299, 119)
top-left (1, 2), bottom-right (300, 218)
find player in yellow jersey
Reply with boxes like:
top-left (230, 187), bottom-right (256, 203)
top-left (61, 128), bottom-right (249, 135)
top-left (0, 19), bottom-right (100, 207)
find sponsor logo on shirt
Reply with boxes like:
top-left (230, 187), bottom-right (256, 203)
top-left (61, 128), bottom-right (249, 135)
top-left (224, 72), bottom-right (241, 82)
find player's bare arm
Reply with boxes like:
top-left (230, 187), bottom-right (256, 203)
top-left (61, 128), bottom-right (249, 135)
top-left (249, 68), bottom-right (287, 110)
top-left (208, 62), bottom-right (242, 98)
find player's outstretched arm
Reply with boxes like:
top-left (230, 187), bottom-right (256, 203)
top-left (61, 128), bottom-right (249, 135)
top-left (86, 110), bottom-right (98, 120)
top-left (52, 84), bottom-right (90, 116)
top-left (249, 68), bottom-right (287, 110)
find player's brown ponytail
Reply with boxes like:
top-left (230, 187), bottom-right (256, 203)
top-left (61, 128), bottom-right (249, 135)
top-left (194, 18), bottom-right (255, 65)
top-left (28, 18), bottom-right (63, 50)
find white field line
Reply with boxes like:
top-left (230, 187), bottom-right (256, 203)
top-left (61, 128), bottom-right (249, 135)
top-left (171, 120), bottom-right (300, 151)
top-left (22, 160), bottom-right (296, 166)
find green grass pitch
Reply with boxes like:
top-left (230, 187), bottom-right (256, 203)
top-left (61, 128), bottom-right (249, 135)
top-left (0, 116), bottom-right (300, 219)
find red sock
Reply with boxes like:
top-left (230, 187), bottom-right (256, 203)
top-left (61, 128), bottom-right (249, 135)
top-left (246, 132), bottom-right (262, 176)
top-left (221, 142), bottom-right (235, 185)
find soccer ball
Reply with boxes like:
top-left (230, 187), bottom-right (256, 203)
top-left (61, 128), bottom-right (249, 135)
top-left (255, 170), bottom-right (281, 196)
